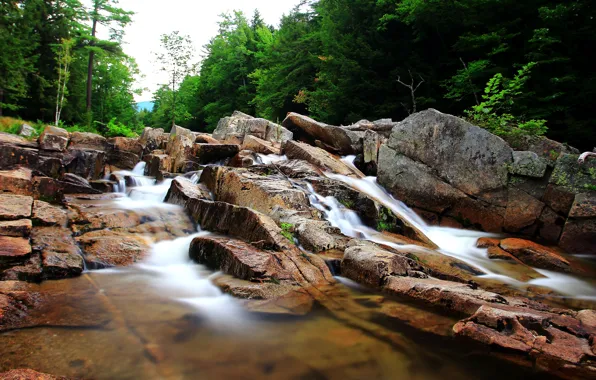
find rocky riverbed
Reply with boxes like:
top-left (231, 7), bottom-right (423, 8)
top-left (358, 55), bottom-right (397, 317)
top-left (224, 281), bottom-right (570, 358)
top-left (1, 109), bottom-right (595, 379)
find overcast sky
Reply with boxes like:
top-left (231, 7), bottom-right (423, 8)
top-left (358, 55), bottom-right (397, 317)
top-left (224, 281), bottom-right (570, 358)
top-left (108, 0), bottom-right (299, 101)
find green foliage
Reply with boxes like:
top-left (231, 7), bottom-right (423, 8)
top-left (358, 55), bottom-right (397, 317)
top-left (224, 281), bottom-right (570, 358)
top-left (466, 63), bottom-right (548, 137)
top-left (102, 118), bottom-right (139, 138)
top-left (280, 222), bottom-right (296, 243)
top-left (377, 207), bottom-right (397, 232)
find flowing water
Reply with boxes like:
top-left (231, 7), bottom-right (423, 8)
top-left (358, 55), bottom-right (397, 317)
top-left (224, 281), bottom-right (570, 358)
top-left (0, 160), bottom-right (592, 379)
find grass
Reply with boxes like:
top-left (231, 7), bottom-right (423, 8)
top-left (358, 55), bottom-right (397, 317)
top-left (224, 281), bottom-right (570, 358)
top-left (0, 116), bottom-right (140, 139)
top-left (280, 222), bottom-right (295, 243)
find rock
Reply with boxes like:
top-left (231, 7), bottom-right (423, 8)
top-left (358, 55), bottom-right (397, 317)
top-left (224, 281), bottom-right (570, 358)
top-left (0, 237), bottom-right (31, 264)
top-left (76, 230), bottom-right (150, 268)
top-left (0, 145), bottom-right (38, 173)
top-left (214, 112), bottom-right (292, 145)
top-left (282, 112), bottom-right (361, 155)
top-left (18, 123), bottom-right (36, 137)
top-left (453, 305), bottom-right (596, 379)
top-left (549, 153), bottom-right (596, 193)
top-left (378, 146), bottom-right (467, 213)
top-left (510, 151), bottom-right (548, 178)
top-left (166, 133), bottom-right (194, 173)
top-left (32, 177), bottom-right (62, 202)
top-left (89, 179), bottom-right (115, 193)
top-left (139, 127), bottom-right (165, 152)
top-left (276, 159), bottom-right (322, 178)
top-left (342, 242), bottom-right (425, 287)
top-left (201, 166), bottom-right (310, 215)
top-left (242, 135), bottom-right (281, 155)
top-left (192, 143), bottom-right (240, 164)
top-left (543, 184), bottom-right (575, 216)
top-left (32, 200), bottom-right (68, 226)
top-left (343, 119), bottom-right (395, 138)
top-left (503, 134), bottom-right (579, 163)
top-left (189, 236), bottom-right (292, 282)
top-left (0, 219), bottom-right (32, 237)
top-left (0, 167), bottom-right (33, 195)
top-left (30, 227), bottom-right (84, 279)
top-left (194, 133), bottom-right (221, 145)
top-left (107, 137), bottom-right (143, 170)
top-left (184, 199), bottom-right (290, 251)
top-left (169, 124), bottom-right (194, 141)
top-left (537, 207), bottom-right (565, 243)
top-left (60, 173), bottom-right (102, 195)
top-left (229, 150), bottom-right (258, 168)
top-left (39, 125), bottom-right (69, 152)
top-left (0, 369), bottom-right (66, 380)
top-left (568, 192), bottom-right (596, 218)
top-left (68, 132), bottom-right (107, 151)
top-left (164, 178), bottom-right (211, 207)
top-left (0, 132), bottom-right (38, 148)
top-left (0, 194), bottom-right (33, 220)
top-left (499, 238), bottom-right (571, 272)
top-left (145, 153), bottom-right (172, 179)
top-left (62, 148), bottom-right (106, 180)
top-left (476, 237), bottom-right (500, 248)
top-left (503, 188), bottom-right (545, 232)
top-left (559, 218), bottom-right (596, 255)
top-left (384, 109), bottom-right (512, 200)
top-left (486, 246), bottom-right (519, 261)
top-left (361, 130), bottom-right (381, 175)
top-left (284, 140), bottom-right (363, 177)
top-left (0, 253), bottom-right (42, 282)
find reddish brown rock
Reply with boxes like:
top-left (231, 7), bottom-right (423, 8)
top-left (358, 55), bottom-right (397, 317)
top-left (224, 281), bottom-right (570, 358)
top-left (543, 184), bottom-right (575, 215)
top-left (68, 131), bottom-right (107, 151)
top-left (242, 135), bottom-right (281, 155)
top-left (31, 227), bottom-right (83, 279)
top-left (476, 237), bottom-right (500, 248)
top-left (39, 125), bottom-right (69, 152)
top-left (0, 369), bottom-right (66, 380)
top-left (0, 237), bottom-right (31, 264)
top-left (0, 167), bottom-right (33, 195)
top-left (107, 137), bottom-right (143, 170)
top-left (0, 194), bottom-right (33, 220)
top-left (63, 148), bottom-right (106, 180)
top-left (139, 127), bottom-right (166, 152)
top-left (504, 188), bottom-right (545, 232)
top-left (229, 150), bottom-right (258, 167)
top-left (499, 238), bottom-right (571, 272)
top-left (487, 246), bottom-right (519, 262)
top-left (164, 178), bottom-right (210, 207)
top-left (0, 132), bottom-right (38, 148)
top-left (76, 230), bottom-right (150, 268)
top-left (568, 192), bottom-right (596, 218)
top-left (0, 253), bottom-right (42, 282)
top-left (0, 219), bottom-right (32, 237)
top-left (32, 200), bottom-right (68, 226)
top-left (31, 177), bottom-right (62, 202)
top-left (558, 218), bottom-right (596, 255)
top-left (194, 133), bottom-right (221, 145)
top-left (190, 236), bottom-right (292, 282)
top-left (537, 207), bottom-right (565, 243)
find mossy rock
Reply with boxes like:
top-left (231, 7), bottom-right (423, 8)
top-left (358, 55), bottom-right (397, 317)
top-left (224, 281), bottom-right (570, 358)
top-left (549, 154), bottom-right (596, 193)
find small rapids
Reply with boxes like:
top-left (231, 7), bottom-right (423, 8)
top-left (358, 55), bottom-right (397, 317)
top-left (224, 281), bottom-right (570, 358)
top-left (302, 155), bottom-right (596, 300)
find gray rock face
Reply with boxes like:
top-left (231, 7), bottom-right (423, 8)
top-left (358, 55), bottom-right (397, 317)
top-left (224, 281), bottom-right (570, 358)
top-left (213, 111), bottom-right (292, 145)
top-left (39, 125), bottom-right (69, 152)
top-left (386, 109), bottom-right (513, 198)
top-left (18, 123), bottom-right (35, 137)
top-left (510, 151), bottom-right (548, 178)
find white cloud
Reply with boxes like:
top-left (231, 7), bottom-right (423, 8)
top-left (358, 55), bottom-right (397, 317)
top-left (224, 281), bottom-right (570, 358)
top-left (109, 0), bottom-right (299, 101)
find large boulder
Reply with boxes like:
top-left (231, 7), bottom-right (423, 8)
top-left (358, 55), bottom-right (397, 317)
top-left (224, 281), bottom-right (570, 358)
top-left (192, 143), bottom-right (239, 164)
top-left (39, 125), bottom-right (69, 152)
top-left (30, 227), bottom-right (84, 279)
top-left (139, 127), bottom-right (166, 153)
top-left (62, 148), bottom-right (106, 180)
top-left (242, 135), bottom-right (281, 155)
top-left (0, 167), bottom-right (33, 195)
top-left (68, 132), bottom-right (107, 151)
top-left (107, 137), bottom-right (143, 170)
top-left (166, 129), bottom-right (194, 173)
top-left (284, 140), bottom-right (363, 177)
top-left (282, 112), bottom-right (361, 155)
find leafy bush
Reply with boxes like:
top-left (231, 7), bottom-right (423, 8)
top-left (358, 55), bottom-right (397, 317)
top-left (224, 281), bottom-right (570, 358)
top-left (103, 118), bottom-right (139, 138)
top-left (466, 63), bottom-right (548, 138)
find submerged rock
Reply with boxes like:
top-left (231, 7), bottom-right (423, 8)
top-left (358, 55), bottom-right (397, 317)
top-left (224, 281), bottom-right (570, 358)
top-left (77, 230), bottom-right (151, 268)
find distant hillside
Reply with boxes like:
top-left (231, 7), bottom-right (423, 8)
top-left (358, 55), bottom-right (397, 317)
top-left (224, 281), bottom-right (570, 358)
top-left (136, 101), bottom-right (154, 112)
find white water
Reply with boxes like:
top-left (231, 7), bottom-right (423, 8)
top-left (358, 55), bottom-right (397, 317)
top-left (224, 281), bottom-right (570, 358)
top-left (94, 167), bottom-right (246, 326)
top-left (256, 153), bottom-right (288, 165)
top-left (302, 157), bottom-right (596, 299)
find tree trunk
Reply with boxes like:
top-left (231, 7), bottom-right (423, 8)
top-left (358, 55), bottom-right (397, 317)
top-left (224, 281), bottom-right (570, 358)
top-left (86, 5), bottom-right (99, 114)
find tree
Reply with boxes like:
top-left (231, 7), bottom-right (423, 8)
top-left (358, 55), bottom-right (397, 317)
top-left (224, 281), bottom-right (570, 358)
top-left (54, 38), bottom-right (75, 126)
top-left (85, 0), bottom-right (133, 119)
top-left (154, 31), bottom-right (195, 129)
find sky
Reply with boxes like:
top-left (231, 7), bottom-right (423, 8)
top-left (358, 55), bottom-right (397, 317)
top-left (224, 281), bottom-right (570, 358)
top-left (110, 0), bottom-right (300, 102)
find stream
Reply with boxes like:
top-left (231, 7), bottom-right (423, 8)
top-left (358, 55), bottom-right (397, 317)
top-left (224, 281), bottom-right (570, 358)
top-left (1, 160), bottom-right (594, 379)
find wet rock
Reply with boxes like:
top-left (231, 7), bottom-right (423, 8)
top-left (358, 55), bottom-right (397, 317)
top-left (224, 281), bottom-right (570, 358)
top-left (0, 145), bottom-right (39, 173)
top-left (453, 305), bottom-right (596, 379)
top-left (0, 219), bottom-right (32, 237)
top-left (504, 188), bottom-right (545, 232)
top-left (214, 112), bottom-right (292, 145)
top-left (164, 178), bottom-right (211, 207)
top-left (62, 148), bottom-right (106, 180)
top-left (139, 127), bottom-right (165, 152)
top-left (145, 153), bottom-right (172, 179)
top-left (444, 196), bottom-right (506, 232)
top-left (499, 238), bottom-right (571, 272)
top-left (486, 246), bottom-right (519, 261)
top-left (384, 109), bottom-right (512, 199)
top-left (39, 125), bottom-right (69, 152)
top-left (192, 143), bottom-right (239, 164)
top-left (360, 130), bottom-right (381, 175)
top-left (342, 242), bottom-right (425, 288)
top-left (229, 149), bottom-right (258, 168)
top-left (284, 140), bottom-right (363, 177)
top-left (32, 177), bottom-right (62, 203)
top-left (476, 237), bottom-right (500, 248)
top-left (0, 194), bottom-right (33, 220)
top-left (510, 151), bottom-right (548, 178)
top-left (190, 236), bottom-right (292, 282)
top-left (60, 173), bottom-right (102, 195)
top-left (242, 135), bottom-right (281, 155)
top-left (68, 132), bottom-right (107, 151)
top-left (282, 112), bottom-right (361, 155)
top-left (0, 167), bottom-right (33, 195)
top-left (343, 119), bottom-right (395, 139)
top-left (89, 179), bottom-right (115, 193)
top-left (0, 237), bottom-right (31, 264)
top-left (107, 137), bottom-right (143, 170)
top-left (76, 230), bottom-right (150, 268)
top-left (31, 227), bottom-right (83, 279)
top-left (32, 200), bottom-right (68, 226)
top-left (0, 369), bottom-right (66, 380)
top-left (201, 166), bottom-right (310, 215)
top-left (0, 253), bottom-right (42, 282)
top-left (276, 159), bottom-right (322, 178)
top-left (559, 218), bottom-right (596, 255)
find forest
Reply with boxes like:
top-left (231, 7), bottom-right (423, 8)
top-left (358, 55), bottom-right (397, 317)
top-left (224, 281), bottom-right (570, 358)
top-left (1, 0), bottom-right (595, 149)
